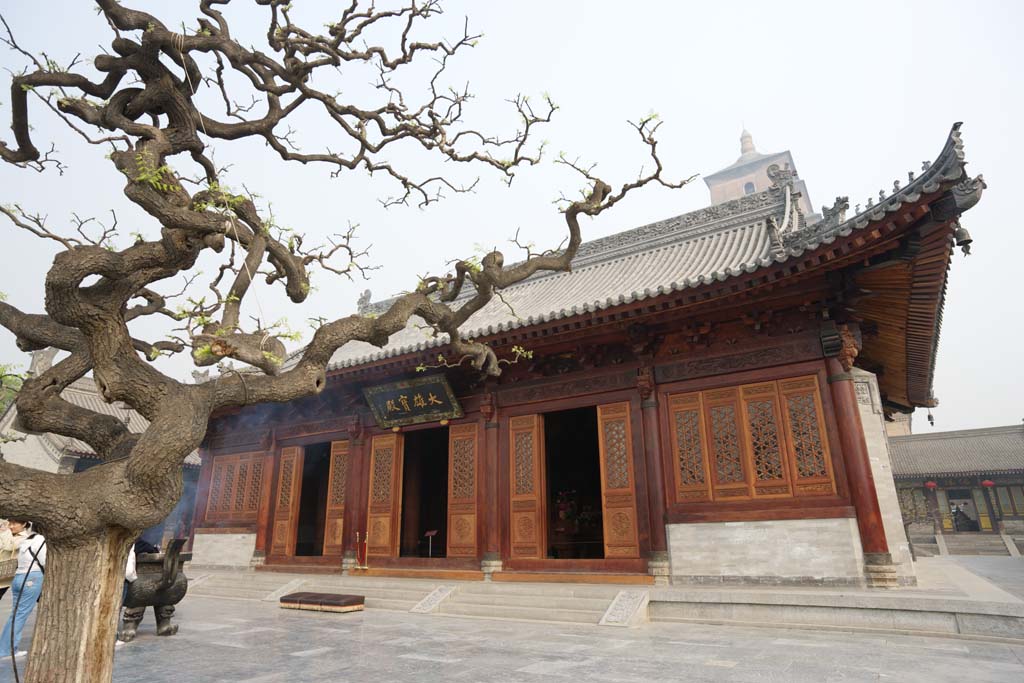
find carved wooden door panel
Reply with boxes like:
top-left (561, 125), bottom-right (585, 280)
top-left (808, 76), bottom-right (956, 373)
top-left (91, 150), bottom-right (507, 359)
top-left (596, 402), bottom-right (641, 559)
top-left (777, 376), bottom-right (835, 497)
top-left (702, 387), bottom-right (751, 500)
top-left (270, 446), bottom-right (303, 557)
top-left (667, 392), bottom-right (713, 504)
top-left (366, 433), bottom-right (403, 558)
top-left (322, 440), bottom-right (349, 557)
top-left (509, 415), bottom-right (545, 559)
top-left (447, 423), bottom-right (479, 558)
top-left (739, 382), bottom-right (792, 499)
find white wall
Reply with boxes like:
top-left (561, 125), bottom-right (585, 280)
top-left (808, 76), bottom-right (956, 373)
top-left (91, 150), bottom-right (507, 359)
top-left (667, 517), bottom-right (864, 582)
top-left (191, 531), bottom-right (257, 567)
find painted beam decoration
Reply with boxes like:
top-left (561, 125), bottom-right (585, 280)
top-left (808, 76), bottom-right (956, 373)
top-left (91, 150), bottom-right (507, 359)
top-left (363, 375), bottom-right (463, 428)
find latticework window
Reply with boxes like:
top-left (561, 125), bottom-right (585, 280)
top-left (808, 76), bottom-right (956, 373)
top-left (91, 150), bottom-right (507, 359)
top-left (666, 374), bottom-right (835, 506)
top-left (205, 452), bottom-right (265, 522)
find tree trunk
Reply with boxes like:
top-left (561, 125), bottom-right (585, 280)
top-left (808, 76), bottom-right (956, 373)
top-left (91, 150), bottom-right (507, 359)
top-left (24, 528), bottom-right (131, 683)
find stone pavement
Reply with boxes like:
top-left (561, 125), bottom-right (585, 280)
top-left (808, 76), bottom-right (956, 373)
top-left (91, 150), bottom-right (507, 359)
top-left (945, 557), bottom-right (1024, 601)
top-left (1, 592), bottom-right (1023, 682)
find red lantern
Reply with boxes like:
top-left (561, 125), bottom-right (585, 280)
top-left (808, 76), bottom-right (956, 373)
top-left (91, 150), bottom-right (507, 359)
top-left (981, 480), bottom-right (995, 488)
top-left (924, 481), bottom-right (938, 489)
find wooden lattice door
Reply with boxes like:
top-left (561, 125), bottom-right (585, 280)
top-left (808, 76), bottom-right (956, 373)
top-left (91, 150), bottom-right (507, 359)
top-left (509, 414), bottom-right (545, 559)
top-left (596, 402), bottom-right (641, 559)
top-left (366, 433), bottom-right (403, 558)
top-left (322, 440), bottom-right (349, 557)
top-left (270, 446), bottom-right (303, 557)
top-left (447, 423), bottom-right (479, 558)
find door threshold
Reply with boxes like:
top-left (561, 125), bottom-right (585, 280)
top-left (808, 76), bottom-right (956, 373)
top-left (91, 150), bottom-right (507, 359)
top-left (256, 563), bottom-right (342, 575)
top-left (349, 567), bottom-right (485, 581)
top-left (493, 571), bottom-right (654, 585)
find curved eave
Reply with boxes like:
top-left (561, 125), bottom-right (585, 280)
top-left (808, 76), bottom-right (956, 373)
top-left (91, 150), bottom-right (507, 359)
top-left (324, 124), bottom-right (974, 387)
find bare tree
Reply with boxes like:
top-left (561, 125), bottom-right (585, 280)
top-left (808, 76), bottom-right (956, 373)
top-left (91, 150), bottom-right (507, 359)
top-left (0, 2), bottom-right (689, 680)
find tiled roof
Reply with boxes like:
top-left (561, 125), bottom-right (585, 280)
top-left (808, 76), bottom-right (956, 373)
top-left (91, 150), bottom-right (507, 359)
top-left (311, 124), bottom-right (969, 372)
top-left (890, 424), bottom-right (1024, 477)
top-left (3, 377), bottom-right (200, 467)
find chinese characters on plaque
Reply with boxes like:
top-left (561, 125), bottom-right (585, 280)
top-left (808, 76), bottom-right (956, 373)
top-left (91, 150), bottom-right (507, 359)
top-left (363, 375), bottom-right (463, 428)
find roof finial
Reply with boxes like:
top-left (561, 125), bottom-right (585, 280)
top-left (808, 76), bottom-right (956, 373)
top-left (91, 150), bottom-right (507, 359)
top-left (740, 127), bottom-right (756, 156)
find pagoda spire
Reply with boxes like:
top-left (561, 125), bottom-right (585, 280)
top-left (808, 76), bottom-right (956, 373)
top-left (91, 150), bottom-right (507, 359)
top-left (740, 128), bottom-right (756, 156)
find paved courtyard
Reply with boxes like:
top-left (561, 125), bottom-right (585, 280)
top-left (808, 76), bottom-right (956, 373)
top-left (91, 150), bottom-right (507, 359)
top-left (2, 589), bottom-right (1024, 683)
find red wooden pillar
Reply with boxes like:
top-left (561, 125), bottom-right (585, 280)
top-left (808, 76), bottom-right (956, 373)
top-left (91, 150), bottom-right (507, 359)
top-left (483, 395), bottom-right (499, 561)
top-left (826, 357), bottom-right (889, 555)
top-left (641, 395), bottom-right (667, 553)
top-left (253, 449), bottom-right (277, 559)
top-left (341, 435), bottom-right (362, 558)
top-left (349, 434), bottom-right (371, 553)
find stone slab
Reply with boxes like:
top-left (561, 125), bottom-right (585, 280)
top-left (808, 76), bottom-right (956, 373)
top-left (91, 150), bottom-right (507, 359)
top-left (410, 585), bottom-right (455, 614)
top-left (599, 589), bottom-right (649, 627)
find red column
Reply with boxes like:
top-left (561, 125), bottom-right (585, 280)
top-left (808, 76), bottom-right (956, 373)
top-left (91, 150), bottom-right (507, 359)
top-left (827, 358), bottom-right (889, 555)
top-left (641, 396), bottom-right (667, 553)
top-left (483, 420), bottom-right (500, 558)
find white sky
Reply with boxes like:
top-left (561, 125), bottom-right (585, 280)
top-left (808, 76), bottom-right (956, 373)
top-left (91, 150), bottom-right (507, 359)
top-left (0, 1), bottom-right (1021, 433)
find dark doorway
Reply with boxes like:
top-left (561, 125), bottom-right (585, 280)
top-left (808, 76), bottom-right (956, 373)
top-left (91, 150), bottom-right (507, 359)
top-left (544, 407), bottom-right (604, 559)
top-left (295, 442), bottom-right (331, 556)
top-left (947, 488), bottom-right (980, 532)
top-left (400, 427), bottom-right (449, 557)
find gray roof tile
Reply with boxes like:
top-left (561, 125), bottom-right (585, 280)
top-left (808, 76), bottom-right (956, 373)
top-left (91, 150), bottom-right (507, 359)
top-left (5, 377), bottom-right (200, 467)
top-left (310, 124), bottom-right (969, 372)
top-left (890, 425), bottom-right (1024, 477)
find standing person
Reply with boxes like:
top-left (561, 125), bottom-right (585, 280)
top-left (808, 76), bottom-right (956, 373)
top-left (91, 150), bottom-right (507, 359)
top-left (122, 542), bottom-right (137, 606)
top-left (0, 519), bottom-right (28, 602)
top-left (0, 520), bottom-right (45, 660)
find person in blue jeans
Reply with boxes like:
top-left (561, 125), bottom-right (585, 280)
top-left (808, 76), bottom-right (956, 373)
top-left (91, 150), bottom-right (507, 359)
top-left (0, 520), bottom-right (46, 659)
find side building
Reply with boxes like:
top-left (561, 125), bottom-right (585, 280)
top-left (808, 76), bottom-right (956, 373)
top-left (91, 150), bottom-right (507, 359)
top-left (192, 124), bottom-right (984, 587)
top-left (0, 348), bottom-right (201, 549)
top-left (891, 423), bottom-right (1024, 554)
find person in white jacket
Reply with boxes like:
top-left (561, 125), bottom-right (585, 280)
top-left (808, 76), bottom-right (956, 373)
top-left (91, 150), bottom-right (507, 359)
top-left (0, 519), bottom-right (28, 601)
top-left (122, 544), bottom-right (137, 606)
top-left (0, 520), bottom-right (45, 659)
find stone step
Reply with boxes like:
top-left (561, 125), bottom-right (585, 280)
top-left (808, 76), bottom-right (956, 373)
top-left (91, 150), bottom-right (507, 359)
top-left (302, 584), bottom-right (430, 602)
top-left (364, 597), bottom-right (419, 611)
top-left (455, 582), bottom-right (621, 599)
top-left (327, 577), bottom-right (441, 590)
top-left (447, 592), bottom-right (612, 611)
top-left (439, 601), bottom-right (604, 624)
top-left (189, 585), bottom-right (273, 600)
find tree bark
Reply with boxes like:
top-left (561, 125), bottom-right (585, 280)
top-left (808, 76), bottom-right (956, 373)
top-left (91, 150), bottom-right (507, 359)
top-left (23, 529), bottom-right (131, 683)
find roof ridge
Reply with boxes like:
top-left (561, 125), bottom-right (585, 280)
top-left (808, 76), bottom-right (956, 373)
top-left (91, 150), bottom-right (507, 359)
top-left (891, 424), bottom-right (1024, 442)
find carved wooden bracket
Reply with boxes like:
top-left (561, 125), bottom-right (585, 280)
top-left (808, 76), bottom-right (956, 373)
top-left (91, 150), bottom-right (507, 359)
top-left (820, 321), bottom-right (862, 371)
top-left (837, 324), bottom-right (861, 372)
top-left (344, 414), bottom-right (363, 440)
top-left (636, 366), bottom-right (655, 400)
top-left (480, 392), bottom-right (496, 422)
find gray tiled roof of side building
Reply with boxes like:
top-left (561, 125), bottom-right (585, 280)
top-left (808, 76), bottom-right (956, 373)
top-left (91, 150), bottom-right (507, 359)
top-left (296, 124), bottom-right (968, 372)
top-left (889, 424), bottom-right (1024, 477)
top-left (3, 376), bottom-right (201, 466)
